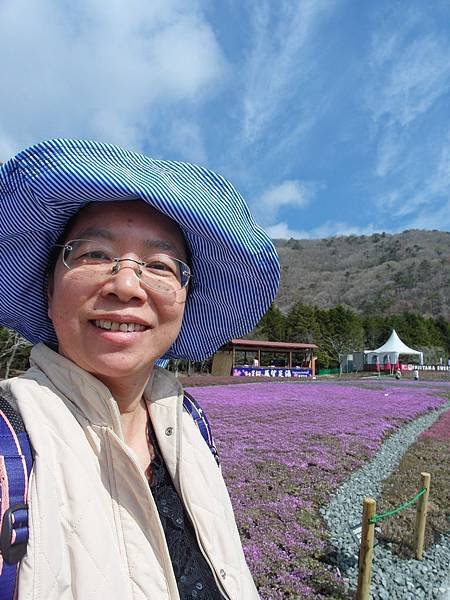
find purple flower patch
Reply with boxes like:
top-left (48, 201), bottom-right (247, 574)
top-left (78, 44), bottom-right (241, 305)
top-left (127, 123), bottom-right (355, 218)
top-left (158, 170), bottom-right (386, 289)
top-left (186, 381), bottom-right (448, 598)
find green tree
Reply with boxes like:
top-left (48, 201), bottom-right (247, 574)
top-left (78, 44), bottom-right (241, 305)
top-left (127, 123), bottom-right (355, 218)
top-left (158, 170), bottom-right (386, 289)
top-left (388, 313), bottom-right (432, 348)
top-left (256, 303), bottom-right (286, 342)
top-left (316, 305), bottom-right (364, 369)
top-left (286, 303), bottom-right (319, 344)
top-left (434, 316), bottom-right (450, 355)
top-left (362, 314), bottom-right (391, 349)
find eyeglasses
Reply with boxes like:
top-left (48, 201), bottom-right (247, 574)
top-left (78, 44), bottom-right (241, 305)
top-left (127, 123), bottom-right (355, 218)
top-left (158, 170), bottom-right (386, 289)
top-left (54, 239), bottom-right (191, 294)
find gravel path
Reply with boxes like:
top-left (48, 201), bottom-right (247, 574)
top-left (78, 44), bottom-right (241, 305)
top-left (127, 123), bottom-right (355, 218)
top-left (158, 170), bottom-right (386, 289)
top-left (320, 400), bottom-right (450, 600)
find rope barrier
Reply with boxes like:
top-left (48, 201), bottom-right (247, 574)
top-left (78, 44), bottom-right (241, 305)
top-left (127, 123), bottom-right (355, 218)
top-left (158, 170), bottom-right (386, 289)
top-left (368, 487), bottom-right (427, 524)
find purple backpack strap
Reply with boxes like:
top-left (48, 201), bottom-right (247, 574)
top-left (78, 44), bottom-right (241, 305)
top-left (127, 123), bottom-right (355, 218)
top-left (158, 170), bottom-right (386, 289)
top-left (0, 396), bottom-right (33, 600)
top-left (183, 392), bottom-right (220, 467)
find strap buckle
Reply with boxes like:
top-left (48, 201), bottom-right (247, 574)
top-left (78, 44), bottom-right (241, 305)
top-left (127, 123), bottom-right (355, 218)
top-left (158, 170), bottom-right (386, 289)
top-left (0, 504), bottom-right (29, 564)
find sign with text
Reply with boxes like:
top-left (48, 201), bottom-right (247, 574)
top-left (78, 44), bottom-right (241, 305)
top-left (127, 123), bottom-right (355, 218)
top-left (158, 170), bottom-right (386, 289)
top-left (232, 366), bottom-right (313, 378)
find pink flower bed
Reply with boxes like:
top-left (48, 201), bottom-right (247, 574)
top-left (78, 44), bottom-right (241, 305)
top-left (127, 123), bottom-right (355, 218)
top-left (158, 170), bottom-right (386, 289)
top-left (186, 381), bottom-right (449, 598)
top-left (419, 407), bottom-right (450, 442)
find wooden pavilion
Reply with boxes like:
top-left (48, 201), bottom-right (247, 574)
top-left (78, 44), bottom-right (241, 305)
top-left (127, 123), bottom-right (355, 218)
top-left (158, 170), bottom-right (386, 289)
top-left (211, 339), bottom-right (318, 378)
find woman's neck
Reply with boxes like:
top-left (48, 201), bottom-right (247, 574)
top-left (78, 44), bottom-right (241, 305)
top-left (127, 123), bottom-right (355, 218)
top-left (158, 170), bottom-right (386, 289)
top-left (105, 375), bottom-right (155, 475)
top-left (119, 394), bottom-right (148, 440)
top-left (99, 369), bottom-right (152, 414)
top-left (98, 371), bottom-right (152, 441)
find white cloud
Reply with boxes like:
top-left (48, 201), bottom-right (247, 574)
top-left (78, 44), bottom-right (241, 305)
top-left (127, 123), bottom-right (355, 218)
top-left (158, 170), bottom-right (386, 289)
top-left (373, 130), bottom-right (450, 229)
top-left (253, 179), bottom-right (319, 226)
top-left (265, 219), bottom-right (380, 240)
top-left (0, 0), bottom-right (226, 158)
top-left (311, 221), bottom-right (381, 238)
top-left (264, 221), bottom-right (307, 239)
top-left (398, 134), bottom-right (450, 227)
top-left (367, 9), bottom-right (450, 181)
top-left (0, 130), bottom-right (18, 164)
top-left (257, 179), bottom-right (381, 240)
top-left (375, 127), bottom-right (404, 178)
top-left (402, 200), bottom-right (450, 231)
top-left (365, 6), bottom-right (450, 235)
top-left (241, 0), bottom-right (336, 144)
top-left (369, 30), bottom-right (450, 129)
top-left (166, 120), bottom-right (207, 164)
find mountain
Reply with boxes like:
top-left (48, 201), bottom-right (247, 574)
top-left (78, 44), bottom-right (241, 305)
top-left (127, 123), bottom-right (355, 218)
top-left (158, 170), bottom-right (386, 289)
top-left (274, 230), bottom-right (450, 319)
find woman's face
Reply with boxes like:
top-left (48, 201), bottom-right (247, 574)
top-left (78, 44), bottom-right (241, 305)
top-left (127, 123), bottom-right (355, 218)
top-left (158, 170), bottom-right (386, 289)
top-left (47, 200), bottom-right (187, 385)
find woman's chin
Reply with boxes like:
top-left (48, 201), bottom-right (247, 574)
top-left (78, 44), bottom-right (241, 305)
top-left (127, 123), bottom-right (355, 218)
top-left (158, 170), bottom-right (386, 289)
top-left (66, 353), bottom-right (154, 389)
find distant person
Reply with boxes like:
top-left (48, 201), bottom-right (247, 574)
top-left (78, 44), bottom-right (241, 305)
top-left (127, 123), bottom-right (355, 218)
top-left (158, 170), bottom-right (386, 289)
top-left (0, 138), bottom-right (280, 599)
top-left (395, 368), bottom-right (402, 380)
top-left (253, 357), bottom-right (259, 367)
top-left (413, 369), bottom-right (419, 381)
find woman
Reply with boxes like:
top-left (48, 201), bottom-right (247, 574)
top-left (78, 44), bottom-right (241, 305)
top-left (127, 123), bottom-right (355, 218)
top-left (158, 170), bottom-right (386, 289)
top-left (0, 139), bottom-right (280, 599)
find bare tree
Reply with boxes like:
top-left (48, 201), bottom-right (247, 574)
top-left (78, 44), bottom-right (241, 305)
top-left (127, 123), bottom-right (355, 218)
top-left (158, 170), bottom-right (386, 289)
top-left (0, 329), bottom-right (32, 378)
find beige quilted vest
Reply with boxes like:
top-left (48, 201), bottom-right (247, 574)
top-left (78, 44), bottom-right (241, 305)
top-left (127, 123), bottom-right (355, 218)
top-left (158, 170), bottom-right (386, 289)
top-left (1, 344), bottom-right (259, 599)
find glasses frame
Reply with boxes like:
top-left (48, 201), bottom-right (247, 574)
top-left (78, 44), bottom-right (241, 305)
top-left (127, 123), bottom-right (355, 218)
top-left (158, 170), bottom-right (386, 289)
top-left (53, 239), bottom-right (191, 293)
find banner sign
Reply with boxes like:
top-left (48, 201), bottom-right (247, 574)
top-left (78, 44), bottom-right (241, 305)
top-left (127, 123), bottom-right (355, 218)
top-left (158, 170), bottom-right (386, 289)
top-left (232, 366), bottom-right (312, 378)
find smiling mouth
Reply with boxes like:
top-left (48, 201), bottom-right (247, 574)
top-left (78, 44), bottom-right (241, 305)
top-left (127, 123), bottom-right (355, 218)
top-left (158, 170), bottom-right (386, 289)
top-left (92, 320), bottom-right (147, 332)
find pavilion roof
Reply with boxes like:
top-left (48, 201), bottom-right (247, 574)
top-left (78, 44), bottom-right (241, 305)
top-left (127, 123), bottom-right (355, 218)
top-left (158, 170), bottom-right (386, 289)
top-left (221, 339), bottom-right (318, 351)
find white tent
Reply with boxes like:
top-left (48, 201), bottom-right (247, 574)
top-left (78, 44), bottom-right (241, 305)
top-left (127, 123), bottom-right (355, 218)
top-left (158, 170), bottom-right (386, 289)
top-left (365, 329), bottom-right (423, 366)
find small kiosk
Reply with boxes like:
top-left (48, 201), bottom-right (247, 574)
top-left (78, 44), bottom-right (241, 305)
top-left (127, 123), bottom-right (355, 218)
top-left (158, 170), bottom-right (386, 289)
top-left (212, 339), bottom-right (317, 378)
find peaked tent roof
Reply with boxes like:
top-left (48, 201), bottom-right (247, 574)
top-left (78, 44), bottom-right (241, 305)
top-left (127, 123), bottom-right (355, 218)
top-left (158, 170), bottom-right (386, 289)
top-left (366, 329), bottom-right (423, 365)
top-left (370, 329), bottom-right (421, 355)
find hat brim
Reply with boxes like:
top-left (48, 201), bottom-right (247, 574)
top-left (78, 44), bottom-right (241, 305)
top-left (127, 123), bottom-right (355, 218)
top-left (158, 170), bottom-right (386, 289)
top-left (0, 139), bottom-right (280, 361)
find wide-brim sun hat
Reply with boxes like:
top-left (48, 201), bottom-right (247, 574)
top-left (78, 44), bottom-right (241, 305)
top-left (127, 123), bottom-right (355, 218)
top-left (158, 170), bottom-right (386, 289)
top-left (0, 138), bottom-right (280, 361)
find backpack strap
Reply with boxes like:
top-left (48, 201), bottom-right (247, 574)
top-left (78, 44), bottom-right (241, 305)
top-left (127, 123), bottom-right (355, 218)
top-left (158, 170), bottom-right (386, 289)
top-left (182, 392), bottom-right (220, 467)
top-left (0, 396), bottom-right (33, 600)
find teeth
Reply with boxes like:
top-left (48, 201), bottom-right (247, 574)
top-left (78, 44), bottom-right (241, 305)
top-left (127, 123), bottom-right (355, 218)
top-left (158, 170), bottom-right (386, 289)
top-left (94, 320), bottom-right (145, 332)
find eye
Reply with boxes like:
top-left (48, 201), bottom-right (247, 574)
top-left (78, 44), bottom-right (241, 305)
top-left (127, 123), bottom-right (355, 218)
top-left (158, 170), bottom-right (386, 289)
top-left (72, 249), bottom-right (112, 264)
top-left (82, 250), bottom-right (110, 261)
top-left (151, 262), bottom-right (170, 271)
top-left (66, 240), bottom-right (114, 266)
top-left (144, 255), bottom-right (179, 277)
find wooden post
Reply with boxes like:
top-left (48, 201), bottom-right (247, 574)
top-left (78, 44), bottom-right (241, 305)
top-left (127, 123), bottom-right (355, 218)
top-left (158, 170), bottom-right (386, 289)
top-left (414, 472), bottom-right (431, 560)
top-left (356, 497), bottom-right (376, 600)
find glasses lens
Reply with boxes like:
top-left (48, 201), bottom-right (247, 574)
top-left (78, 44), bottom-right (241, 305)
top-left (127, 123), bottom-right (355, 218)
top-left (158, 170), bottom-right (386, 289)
top-left (62, 241), bottom-right (190, 294)
top-left (140, 255), bottom-right (190, 293)
top-left (63, 240), bottom-right (113, 271)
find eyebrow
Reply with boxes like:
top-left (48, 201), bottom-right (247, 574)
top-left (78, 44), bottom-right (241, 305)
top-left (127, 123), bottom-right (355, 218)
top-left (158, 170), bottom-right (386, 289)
top-left (73, 227), bottom-right (184, 257)
top-left (143, 239), bottom-right (181, 254)
top-left (74, 226), bottom-right (114, 240)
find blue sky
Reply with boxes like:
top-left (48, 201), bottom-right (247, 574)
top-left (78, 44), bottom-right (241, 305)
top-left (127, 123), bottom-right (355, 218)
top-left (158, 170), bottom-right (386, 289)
top-left (1, 0), bottom-right (449, 238)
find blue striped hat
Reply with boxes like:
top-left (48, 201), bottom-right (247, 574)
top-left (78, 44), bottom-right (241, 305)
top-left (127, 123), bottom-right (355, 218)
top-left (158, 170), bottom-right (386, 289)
top-left (0, 138), bottom-right (280, 361)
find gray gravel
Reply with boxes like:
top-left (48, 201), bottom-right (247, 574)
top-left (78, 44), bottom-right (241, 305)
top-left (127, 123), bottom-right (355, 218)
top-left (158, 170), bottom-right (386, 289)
top-left (320, 399), bottom-right (450, 600)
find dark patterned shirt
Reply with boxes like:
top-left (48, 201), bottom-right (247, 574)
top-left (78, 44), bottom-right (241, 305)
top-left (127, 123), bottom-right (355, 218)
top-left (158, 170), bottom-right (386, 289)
top-left (148, 423), bottom-right (224, 600)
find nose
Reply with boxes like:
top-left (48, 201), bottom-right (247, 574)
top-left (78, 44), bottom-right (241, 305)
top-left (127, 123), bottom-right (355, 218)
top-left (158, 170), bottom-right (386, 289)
top-left (101, 259), bottom-right (148, 303)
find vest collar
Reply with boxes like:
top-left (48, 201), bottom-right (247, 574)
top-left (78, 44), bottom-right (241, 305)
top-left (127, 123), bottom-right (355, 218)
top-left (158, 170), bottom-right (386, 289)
top-left (29, 343), bottom-right (184, 441)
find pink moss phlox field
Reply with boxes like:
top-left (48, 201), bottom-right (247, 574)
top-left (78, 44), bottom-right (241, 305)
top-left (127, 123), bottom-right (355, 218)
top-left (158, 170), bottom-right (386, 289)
top-left (419, 407), bottom-right (450, 442)
top-left (186, 381), bottom-right (449, 598)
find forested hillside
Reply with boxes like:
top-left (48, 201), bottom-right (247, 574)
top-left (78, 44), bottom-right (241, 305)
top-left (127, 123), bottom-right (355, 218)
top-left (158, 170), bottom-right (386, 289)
top-left (1, 230), bottom-right (449, 374)
top-left (248, 230), bottom-right (450, 368)
top-left (274, 230), bottom-right (450, 319)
